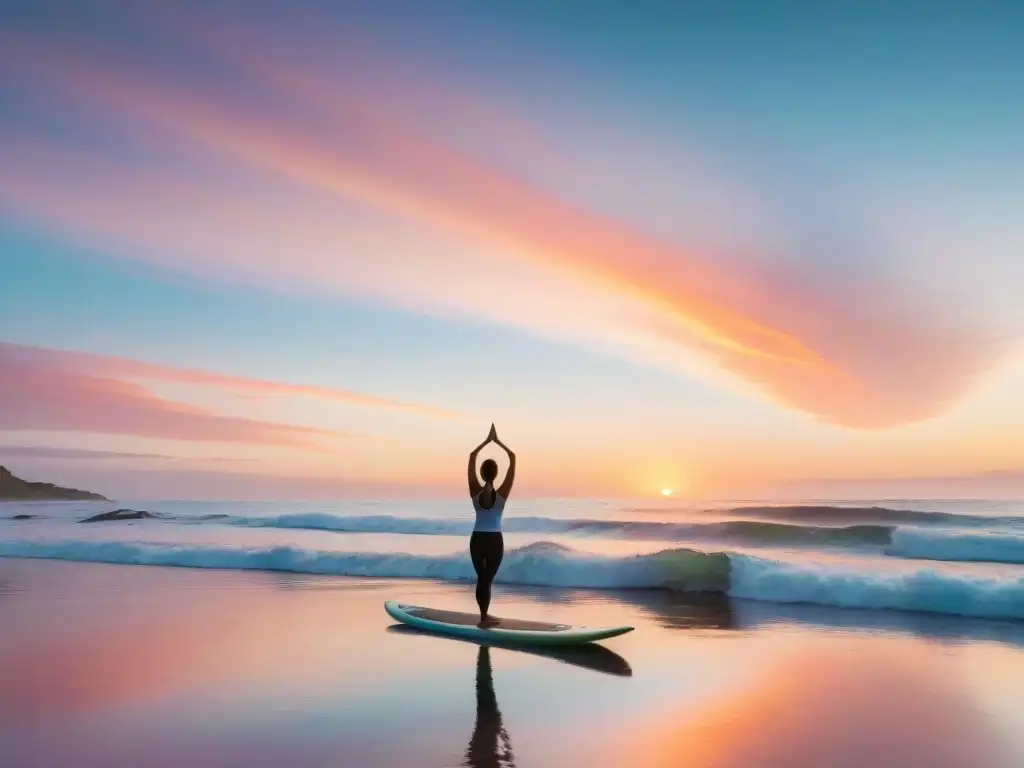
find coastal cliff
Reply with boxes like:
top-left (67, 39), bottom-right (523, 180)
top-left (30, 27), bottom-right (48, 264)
top-left (0, 466), bottom-right (109, 501)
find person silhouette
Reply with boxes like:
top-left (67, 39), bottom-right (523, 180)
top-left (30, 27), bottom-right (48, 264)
top-left (463, 646), bottom-right (516, 768)
top-left (466, 424), bottom-right (516, 626)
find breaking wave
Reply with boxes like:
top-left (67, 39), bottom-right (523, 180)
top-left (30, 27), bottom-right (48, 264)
top-left (0, 539), bottom-right (729, 591)
top-left (728, 555), bottom-right (1024, 620)
top-left (2, 537), bottom-right (1023, 620)
top-left (889, 528), bottom-right (1024, 565)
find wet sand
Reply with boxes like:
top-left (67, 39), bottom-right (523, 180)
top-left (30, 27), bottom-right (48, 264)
top-left (2, 557), bottom-right (1023, 767)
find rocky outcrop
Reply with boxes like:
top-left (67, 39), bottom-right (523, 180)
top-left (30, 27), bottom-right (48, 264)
top-left (79, 508), bottom-right (153, 523)
top-left (0, 465), bottom-right (109, 501)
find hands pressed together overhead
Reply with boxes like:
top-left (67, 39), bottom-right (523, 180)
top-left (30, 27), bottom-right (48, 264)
top-left (473, 423), bottom-right (512, 454)
top-left (468, 423), bottom-right (517, 498)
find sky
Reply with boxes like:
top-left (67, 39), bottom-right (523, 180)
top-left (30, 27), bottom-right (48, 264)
top-left (1, 0), bottom-right (1022, 500)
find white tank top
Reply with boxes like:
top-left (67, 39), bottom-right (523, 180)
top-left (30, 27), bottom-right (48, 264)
top-left (472, 491), bottom-right (506, 533)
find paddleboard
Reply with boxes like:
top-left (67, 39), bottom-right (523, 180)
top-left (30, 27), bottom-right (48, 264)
top-left (384, 600), bottom-right (633, 646)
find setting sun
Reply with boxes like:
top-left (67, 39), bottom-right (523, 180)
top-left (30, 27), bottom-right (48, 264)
top-left (661, 488), bottom-right (674, 497)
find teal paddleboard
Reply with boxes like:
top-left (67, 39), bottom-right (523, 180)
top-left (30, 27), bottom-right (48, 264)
top-left (384, 600), bottom-right (633, 646)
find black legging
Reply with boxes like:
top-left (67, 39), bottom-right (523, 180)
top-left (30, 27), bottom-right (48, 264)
top-left (470, 531), bottom-right (504, 617)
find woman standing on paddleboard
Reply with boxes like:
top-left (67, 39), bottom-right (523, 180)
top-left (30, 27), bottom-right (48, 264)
top-left (467, 424), bottom-right (516, 627)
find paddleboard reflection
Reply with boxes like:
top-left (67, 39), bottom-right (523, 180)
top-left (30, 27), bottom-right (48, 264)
top-left (385, 624), bottom-right (632, 677)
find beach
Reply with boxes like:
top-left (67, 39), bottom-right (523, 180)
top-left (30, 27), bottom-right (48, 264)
top-left (3, 498), bottom-right (1024, 767)
top-left (4, 3), bottom-right (1021, 765)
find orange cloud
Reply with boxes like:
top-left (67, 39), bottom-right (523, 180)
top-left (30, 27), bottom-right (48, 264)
top-left (0, 31), bottom-right (997, 428)
top-left (59, 49), bottom-right (825, 369)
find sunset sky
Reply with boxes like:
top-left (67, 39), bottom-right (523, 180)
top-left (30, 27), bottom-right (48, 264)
top-left (1, 1), bottom-right (1022, 500)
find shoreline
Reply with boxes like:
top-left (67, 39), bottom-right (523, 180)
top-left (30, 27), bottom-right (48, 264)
top-left (3, 555), bottom-right (1024, 645)
top-left (2, 528), bottom-right (1024, 622)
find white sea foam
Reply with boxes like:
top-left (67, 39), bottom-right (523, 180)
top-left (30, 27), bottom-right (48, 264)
top-left (728, 554), bottom-right (1024, 620)
top-left (0, 539), bottom-right (728, 591)
top-left (2, 537), bottom-right (1023, 620)
top-left (889, 527), bottom-right (1024, 565)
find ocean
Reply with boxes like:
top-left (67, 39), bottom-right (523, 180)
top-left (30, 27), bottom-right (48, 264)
top-left (3, 497), bottom-right (1024, 621)
top-left (4, 499), bottom-right (1024, 766)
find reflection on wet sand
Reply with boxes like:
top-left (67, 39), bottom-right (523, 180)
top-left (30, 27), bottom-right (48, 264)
top-left (0, 580), bottom-right (389, 723)
top-left (386, 624), bottom-right (632, 677)
top-left (727, 596), bottom-right (1024, 648)
top-left (4, 559), bottom-right (1021, 768)
top-left (563, 586), bottom-right (1024, 649)
top-left (386, 626), bottom-right (633, 766)
top-left (625, 638), bottom-right (1006, 768)
top-left (465, 646), bottom-right (516, 768)
top-left (614, 590), bottom-right (735, 631)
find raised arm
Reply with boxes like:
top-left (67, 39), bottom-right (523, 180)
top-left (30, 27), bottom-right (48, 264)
top-left (467, 429), bottom-right (494, 497)
top-left (495, 438), bottom-right (516, 500)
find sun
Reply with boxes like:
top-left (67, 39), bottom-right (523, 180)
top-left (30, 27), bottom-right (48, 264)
top-left (661, 488), bottom-right (674, 497)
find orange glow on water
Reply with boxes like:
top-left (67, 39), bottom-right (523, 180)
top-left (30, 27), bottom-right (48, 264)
top-left (624, 638), bottom-right (1003, 768)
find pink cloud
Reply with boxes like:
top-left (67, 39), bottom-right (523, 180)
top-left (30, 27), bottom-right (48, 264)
top-left (0, 342), bottom-right (458, 419)
top-left (0, 30), bottom-right (998, 428)
top-left (0, 343), bottom-right (372, 447)
top-left (20, 466), bottom-right (456, 502)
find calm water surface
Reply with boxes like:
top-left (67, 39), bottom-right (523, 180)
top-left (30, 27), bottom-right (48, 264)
top-left (2, 557), bottom-right (1023, 767)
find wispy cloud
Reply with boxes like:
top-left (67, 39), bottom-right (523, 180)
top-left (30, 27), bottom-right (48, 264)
top-left (0, 342), bottom-right (382, 447)
top-left (0, 19), bottom-right (998, 428)
top-left (0, 445), bottom-right (250, 464)
top-left (0, 446), bottom-right (174, 461)
top-left (0, 343), bottom-right (458, 419)
top-left (17, 466), bottom-right (457, 501)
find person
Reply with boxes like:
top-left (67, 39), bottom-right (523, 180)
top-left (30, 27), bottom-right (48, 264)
top-left (467, 424), bottom-right (516, 627)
